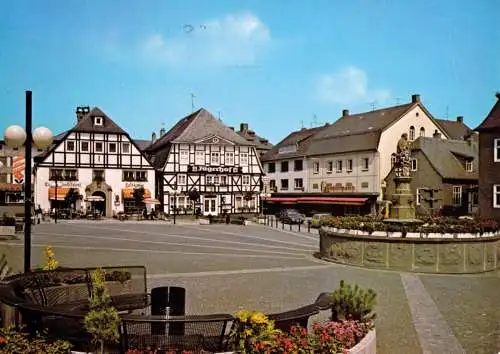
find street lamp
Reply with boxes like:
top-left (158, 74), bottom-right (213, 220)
top-left (3, 91), bottom-right (53, 273)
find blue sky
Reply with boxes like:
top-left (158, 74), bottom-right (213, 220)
top-left (1, 0), bottom-right (498, 144)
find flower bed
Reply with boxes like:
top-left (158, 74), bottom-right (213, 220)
top-left (319, 216), bottom-right (500, 237)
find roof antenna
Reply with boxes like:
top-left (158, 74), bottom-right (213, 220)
top-left (218, 111), bottom-right (222, 121)
top-left (300, 120), bottom-right (304, 129)
top-left (312, 114), bottom-right (318, 127)
top-left (445, 105), bottom-right (449, 119)
top-left (191, 93), bottom-right (196, 112)
top-left (369, 101), bottom-right (377, 111)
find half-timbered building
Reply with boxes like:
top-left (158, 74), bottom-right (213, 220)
top-left (146, 108), bottom-right (264, 216)
top-left (34, 106), bottom-right (155, 217)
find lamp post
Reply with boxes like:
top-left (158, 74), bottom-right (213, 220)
top-left (51, 169), bottom-right (62, 224)
top-left (3, 91), bottom-right (53, 273)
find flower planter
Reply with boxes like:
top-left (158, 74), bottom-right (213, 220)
top-left (199, 219), bottom-right (210, 225)
top-left (371, 231), bottom-right (386, 237)
top-left (347, 329), bottom-right (376, 354)
top-left (407, 232), bottom-right (420, 238)
top-left (244, 220), bottom-right (251, 226)
top-left (0, 226), bottom-right (15, 237)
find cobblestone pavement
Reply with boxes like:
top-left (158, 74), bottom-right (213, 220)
top-left (0, 222), bottom-right (498, 353)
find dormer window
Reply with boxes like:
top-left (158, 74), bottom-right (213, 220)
top-left (465, 160), bottom-right (473, 172)
top-left (94, 116), bottom-right (103, 126)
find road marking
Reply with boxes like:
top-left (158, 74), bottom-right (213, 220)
top-left (44, 224), bottom-right (315, 252)
top-left (33, 232), bottom-right (310, 257)
top-left (180, 225), bottom-right (316, 248)
top-left (1, 242), bottom-right (306, 260)
top-left (147, 264), bottom-right (334, 278)
top-left (400, 273), bottom-right (466, 354)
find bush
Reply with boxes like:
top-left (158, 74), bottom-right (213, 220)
top-left (329, 280), bottom-right (377, 323)
top-left (0, 326), bottom-right (71, 354)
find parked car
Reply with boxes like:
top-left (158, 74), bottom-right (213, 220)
top-left (279, 209), bottom-right (306, 224)
top-left (310, 213), bottom-right (332, 228)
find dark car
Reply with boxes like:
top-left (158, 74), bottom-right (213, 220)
top-left (279, 209), bottom-right (306, 224)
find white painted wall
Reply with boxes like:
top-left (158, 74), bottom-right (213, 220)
top-left (263, 158), bottom-right (308, 193)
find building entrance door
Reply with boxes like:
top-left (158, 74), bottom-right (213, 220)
top-left (203, 197), bottom-right (217, 216)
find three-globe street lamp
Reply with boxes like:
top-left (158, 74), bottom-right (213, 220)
top-left (3, 91), bottom-right (53, 273)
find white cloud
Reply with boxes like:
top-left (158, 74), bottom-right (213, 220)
top-left (316, 66), bottom-right (390, 106)
top-left (140, 12), bottom-right (271, 68)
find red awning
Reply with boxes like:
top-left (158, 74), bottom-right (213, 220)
top-left (297, 197), bottom-right (368, 206)
top-left (0, 183), bottom-right (23, 192)
top-left (264, 197), bottom-right (298, 203)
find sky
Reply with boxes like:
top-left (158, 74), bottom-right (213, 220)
top-left (1, 0), bottom-right (498, 144)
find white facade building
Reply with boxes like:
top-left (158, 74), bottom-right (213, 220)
top-left (146, 109), bottom-right (264, 216)
top-left (34, 107), bottom-right (155, 217)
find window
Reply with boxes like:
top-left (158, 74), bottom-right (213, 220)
top-left (294, 160), bottom-right (303, 171)
top-left (312, 183), bottom-right (319, 190)
top-left (225, 152), bottom-right (234, 165)
top-left (416, 188), bottom-right (422, 205)
top-left (123, 170), bottom-right (147, 181)
top-left (206, 175), bottom-right (213, 184)
top-left (240, 153), bottom-right (248, 165)
top-left (178, 175), bottom-right (186, 185)
top-left (409, 126), bottom-right (415, 141)
top-left (211, 152), bottom-right (220, 165)
top-left (93, 169), bottom-right (105, 181)
top-left (213, 175), bottom-right (219, 184)
top-left (109, 143), bottom-right (117, 153)
top-left (95, 142), bottom-right (103, 152)
top-left (94, 117), bottom-right (103, 126)
top-left (347, 159), bottom-right (353, 172)
top-left (267, 163), bottom-right (276, 173)
top-left (220, 175), bottom-right (227, 185)
top-left (280, 179), bottom-right (289, 190)
top-left (335, 160), bottom-right (342, 173)
top-left (281, 161), bottom-right (289, 172)
top-left (180, 150), bottom-right (189, 164)
top-left (361, 182), bottom-right (368, 188)
top-left (326, 161), bottom-right (333, 173)
top-left (195, 151), bottom-right (204, 165)
top-left (465, 160), bottom-right (473, 172)
top-left (494, 139), bottom-right (500, 162)
top-left (269, 180), bottom-right (276, 190)
top-left (81, 141), bottom-right (89, 152)
top-left (452, 186), bottom-right (462, 206)
top-left (420, 127), bottom-right (425, 137)
top-left (361, 158), bottom-right (369, 171)
top-left (391, 154), bottom-right (396, 167)
top-left (243, 175), bottom-right (250, 185)
top-left (313, 161), bottom-right (319, 174)
top-left (494, 185), bottom-right (500, 208)
top-left (411, 159), bottom-right (418, 171)
top-left (294, 178), bottom-right (303, 189)
top-left (66, 141), bottom-right (75, 152)
top-left (122, 142), bottom-right (130, 153)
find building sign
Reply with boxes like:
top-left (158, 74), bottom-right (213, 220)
top-left (12, 155), bottom-right (25, 184)
top-left (45, 181), bottom-right (82, 188)
top-left (125, 182), bottom-right (145, 188)
top-left (188, 165), bottom-right (242, 174)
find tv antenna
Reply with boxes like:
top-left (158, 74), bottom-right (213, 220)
top-left (300, 120), bottom-right (304, 129)
top-left (445, 105), bottom-right (449, 119)
top-left (217, 111), bottom-right (222, 121)
top-left (369, 101), bottom-right (377, 111)
top-left (312, 114), bottom-right (318, 127)
top-left (190, 93), bottom-right (196, 112)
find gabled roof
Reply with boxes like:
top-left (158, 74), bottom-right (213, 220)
top-left (412, 137), bottom-right (478, 181)
top-left (148, 108), bottom-right (250, 152)
top-left (261, 125), bottom-right (327, 161)
top-left (475, 93), bottom-right (500, 131)
top-left (133, 139), bottom-right (152, 151)
top-left (71, 107), bottom-right (126, 134)
top-left (435, 119), bottom-right (472, 140)
top-left (236, 127), bottom-right (273, 152)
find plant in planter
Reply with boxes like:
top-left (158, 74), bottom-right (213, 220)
top-left (43, 246), bottom-right (59, 271)
top-left (228, 310), bottom-right (279, 353)
top-left (84, 268), bottom-right (121, 354)
top-left (104, 270), bottom-right (132, 284)
top-left (0, 326), bottom-right (71, 353)
top-left (329, 280), bottom-right (377, 324)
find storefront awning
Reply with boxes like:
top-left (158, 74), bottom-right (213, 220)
top-left (122, 187), bottom-right (151, 200)
top-left (0, 183), bottom-right (23, 192)
top-left (48, 187), bottom-right (71, 201)
top-left (297, 197), bottom-right (368, 206)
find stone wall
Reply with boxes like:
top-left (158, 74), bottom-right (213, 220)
top-left (319, 227), bottom-right (500, 274)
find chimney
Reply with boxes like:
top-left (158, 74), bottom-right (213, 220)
top-left (411, 94), bottom-right (421, 103)
top-left (433, 129), bottom-right (442, 139)
top-left (159, 128), bottom-right (166, 137)
top-left (456, 116), bottom-right (464, 123)
top-left (76, 106), bottom-right (90, 123)
top-left (240, 123), bottom-right (249, 132)
top-left (342, 109), bottom-right (349, 117)
top-left (152, 132), bottom-right (157, 143)
top-left (229, 126), bottom-right (235, 131)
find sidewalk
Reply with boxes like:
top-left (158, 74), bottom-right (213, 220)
top-left (40, 218), bottom-right (201, 226)
top-left (261, 216), bottom-right (319, 236)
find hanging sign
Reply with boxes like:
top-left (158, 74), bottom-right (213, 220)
top-left (12, 155), bottom-right (25, 184)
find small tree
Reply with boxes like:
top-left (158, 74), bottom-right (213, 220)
top-left (133, 187), bottom-right (145, 213)
top-left (188, 188), bottom-right (200, 215)
top-left (84, 268), bottom-right (120, 354)
top-left (64, 188), bottom-right (80, 211)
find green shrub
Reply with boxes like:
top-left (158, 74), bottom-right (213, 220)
top-left (0, 326), bottom-right (71, 354)
top-left (329, 280), bottom-right (377, 324)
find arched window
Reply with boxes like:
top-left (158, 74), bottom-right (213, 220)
top-left (409, 126), bottom-right (415, 141)
top-left (420, 127), bottom-right (425, 137)
top-left (391, 153), bottom-right (397, 167)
